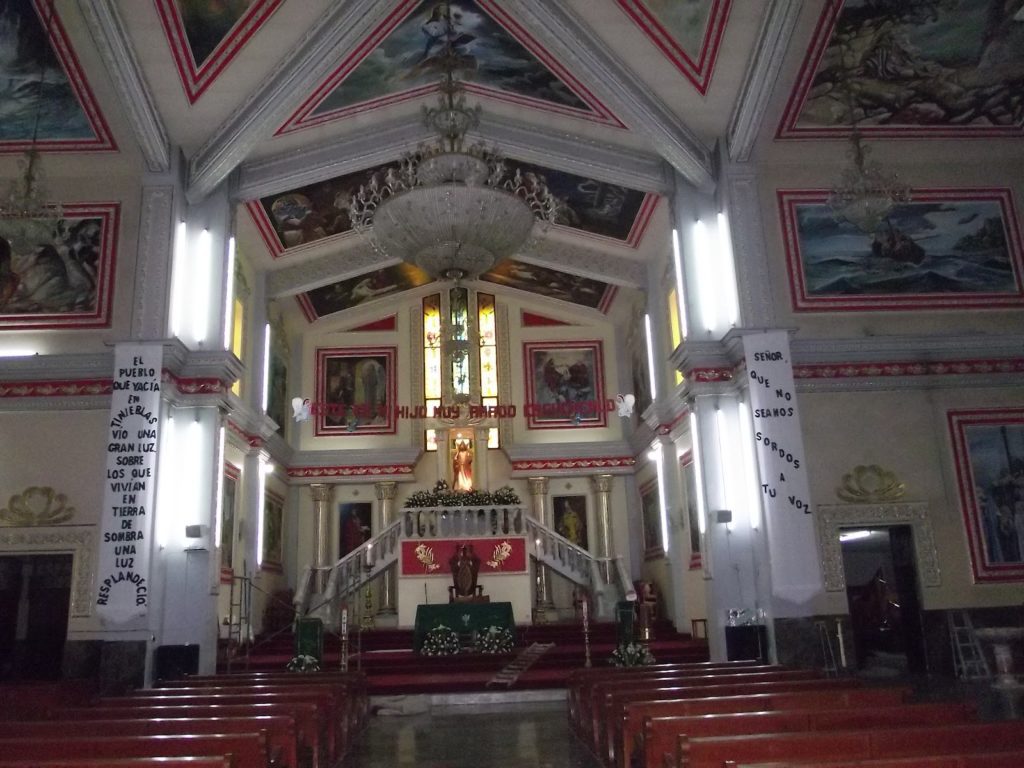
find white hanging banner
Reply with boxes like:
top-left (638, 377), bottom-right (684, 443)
top-left (95, 344), bottom-right (163, 624)
top-left (742, 330), bottom-right (822, 610)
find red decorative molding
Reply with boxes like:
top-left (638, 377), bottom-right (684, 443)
top-left (521, 311), bottom-right (573, 327)
top-left (296, 293), bottom-right (318, 324)
top-left (226, 419), bottom-right (263, 449)
top-left (795, 359), bottom-right (1024, 380)
top-left (155, 0), bottom-right (283, 104)
top-left (288, 464), bottom-right (415, 478)
top-left (615, 0), bottom-right (731, 96)
top-left (690, 368), bottom-right (733, 383)
top-left (598, 285), bottom-right (619, 315)
top-left (0, 378), bottom-right (112, 398)
top-left (511, 456), bottom-right (635, 471)
top-left (164, 371), bottom-right (227, 395)
top-left (689, 552), bottom-right (703, 570)
top-left (348, 315), bottom-right (398, 332)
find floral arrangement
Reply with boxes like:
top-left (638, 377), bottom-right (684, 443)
top-left (286, 654), bottom-right (321, 672)
top-left (609, 642), bottom-right (656, 667)
top-left (403, 481), bottom-right (521, 508)
top-left (475, 625), bottom-right (514, 654)
top-left (421, 624), bottom-right (461, 656)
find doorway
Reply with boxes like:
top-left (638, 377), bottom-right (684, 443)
top-left (840, 525), bottom-right (926, 677)
top-left (0, 554), bottom-right (73, 681)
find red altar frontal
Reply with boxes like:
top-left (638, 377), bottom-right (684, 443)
top-left (400, 537), bottom-right (528, 576)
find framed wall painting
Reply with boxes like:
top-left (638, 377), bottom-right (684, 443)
top-left (522, 340), bottom-right (606, 429)
top-left (680, 452), bottom-right (703, 569)
top-left (220, 463), bottom-right (240, 581)
top-left (314, 346), bottom-right (397, 436)
top-left (0, 203), bottom-right (119, 329)
top-left (338, 501), bottom-right (372, 558)
top-left (948, 408), bottom-right (1024, 583)
top-left (778, 189), bottom-right (1024, 312)
top-left (640, 479), bottom-right (663, 559)
top-left (261, 490), bottom-right (284, 573)
top-left (553, 495), bottom-right (588, 550)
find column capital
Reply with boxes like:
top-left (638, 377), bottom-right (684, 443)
top-left (374, 481), bottom-right (398, 501)
top-left (589, 474), bottom-right (614, 494)
top-left (527, 476), bottom-right (549, 496)
top-left (309, 483), bottom-right (334, 504)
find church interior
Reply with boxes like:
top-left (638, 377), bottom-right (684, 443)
top-left (1, 0), bottom-right (1024, 762)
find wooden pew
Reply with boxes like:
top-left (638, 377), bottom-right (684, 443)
top-left (729, 750), bottom-right (1024, 768)
top-left (587, 673), bottom-right (835, 757)
top-left (638, 701), bottom-right (975, 768)
top-left (55, 703), bottom-right (325, 768)
top-left (582, 669), bottom-right (821, 749)
top-left (615, 687), bottom-right (912, 768)
top-left (0, 716), bottom-right (298, 768)
top-left (675, 720), bottom-right (1024, 768)
top-left (0, 759), bottom-right (233, 768)
top-left (0, 733), bottom-right (269, 767)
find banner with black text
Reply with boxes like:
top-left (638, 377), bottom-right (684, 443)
top-left (742, 331), bottom-right (823, 609)
top-left (95, 344), bottom-right (162, 624)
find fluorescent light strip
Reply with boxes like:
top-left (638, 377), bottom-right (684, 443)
top-left (689, 410), bottom-right (709, 534)
top-left (644, 313), bottom-right (658, 401)
top-left (671, 229), bottom-right (689, 339)
top-left (0, 349), bottom-right (37, 357)
top-left (223, 236), bottom-right (236, 350)
top-left (214, 425), bottom-right (226, 546)
top-left (261, 323), bottom-right (271, 413)
top-left (737, 400), bottom-right (762, 529)
top-left (717, 212), bottom-right (740, 328)
top-left (256, 457), bottom-right (269, 567)
top-left (694, 220), bottom-right (717, 333)
top-left (655, 446), bottom-right (670, 553)
top-left (192, 229), bottom-right (212, 345)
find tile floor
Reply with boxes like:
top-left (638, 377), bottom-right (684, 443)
top-left (344, 700), bottom-right (599, 768)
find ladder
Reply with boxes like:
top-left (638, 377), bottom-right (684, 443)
top-left (815, 620), bottom-right (838, 676)
top-left (226, 575), bottom-right (252, 672)
top-left (948, 610), bottom-right (990, 680)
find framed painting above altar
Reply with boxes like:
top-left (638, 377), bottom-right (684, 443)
top-left (314, 346), bottom-right (396, 436)
top-left (948, 408), bottom-right (1024, 583)
top-left (522, 340), bottom-right (606, 429)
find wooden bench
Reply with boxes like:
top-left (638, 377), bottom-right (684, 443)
top-left (638, 701), bottom-right (976, 768)
top-left (588, 674), bottom-right (842, 758)
top-left (0, 716), bottom-right (298, 768)
top-left (0, 759), bottom-right (233, 768)
top-left (614, 687), bottom-right (911, 768)
top-left (0, 733), bottom-right (269, 767)
top-left (675, 720), bottom-right (1024, 768)
top-left (730, 750), bottom-right (1024, 768)
top-left (55, 703), bottom-right (324, 768)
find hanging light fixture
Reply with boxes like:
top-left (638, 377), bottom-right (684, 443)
top-left (826, 46), bottom-right (910, 233)
top-left (0, 0), bottom-right (63, 245)
top-left (349, 2), bottom-right (559, 279)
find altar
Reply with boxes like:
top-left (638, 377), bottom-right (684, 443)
top-left (413, 602), bottom-right (515, 651)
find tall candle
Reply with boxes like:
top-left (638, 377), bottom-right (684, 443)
top-left (341, 607), bottom-right (348, 635)
top-left (582, 597), bottom-right (589, 621)
top-left (836, 619), bottom-right (847, 668)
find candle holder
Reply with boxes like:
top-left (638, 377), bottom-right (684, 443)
top-left (582, 598), bottom-right (592, 668)
top-left (340, 607), bottom-right (349, 671)
top-left (361, 560), bottom-right (375, 631)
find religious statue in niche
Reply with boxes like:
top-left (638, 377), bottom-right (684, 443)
top-left (451, 437), bottom-right (474, 492)
top-left (448, 543), bottom-right (485, 603)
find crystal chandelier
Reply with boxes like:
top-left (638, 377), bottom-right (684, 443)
top-left (0, 0), bottom-right (63, 245)
top-left (349, 3), bottom-right (559, 279)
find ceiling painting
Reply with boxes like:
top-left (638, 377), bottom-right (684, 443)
top-left (480, 260), bottom-right (617, 313)
top-left (298, 264), bottom-right (434, 321)
top-left (156, 0), bottom-right (283, 103)
top-left (615, 0), bottom-right (731, 95)
top-left (277, 0), bottom-right (622, 135)
top-left (249, 159), bottom-right (656, 258)
top-left (780, 0), bottom-right (1024, 138)
top-left (0, 0), bottom-right (115, 152)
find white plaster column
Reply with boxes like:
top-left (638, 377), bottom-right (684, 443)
top-left (374, 481), bottom-right (397, 615)
top-left (527, 476), bottom-right (555, 614)
top-left (309, 484), bottom-right (334, 592)
top-left (589, 474), bottom-right (614, 558)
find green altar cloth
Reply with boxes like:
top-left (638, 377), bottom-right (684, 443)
top-left (413, 602), bottom-right (515, 650)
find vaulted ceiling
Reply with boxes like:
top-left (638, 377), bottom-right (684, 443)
top-left (6, 0), bottom-right (1023, 323)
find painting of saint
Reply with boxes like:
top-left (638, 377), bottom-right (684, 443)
top-left (301, 0), bottom-right (590, 121)
top-left (554, 495), bottom-right (588, 550)
top-left (780, 190), bottom-right (1024, 311)
top-left (783, 0), bottom-right (1024, 136)
top-left (266, 314), bottom-right (289, 435)
top-left (262, 492), bottom-right (284, 571)
top-left (681, 454), bottom-right (702, 565)
top-left (0, 205), bottom-right (117, 329)
top-left (524, 341), bottom-right (606, 429)
top-left (949, 409), bottom-right (1024, 582)
top-left (315, 347), bottom-right (397, 436)
top-left (481, 259), bottom-right (613, 310)
top-left (303, 264), bottom-right (433, 318)
top-left (640, 480), bottom-right (663, 558)
top-left (451, 437), bottom-right (474, 492)
top-left (338, 502), bottom-right (371, 558)
top-left (220, 467), bottom-right (238, 576)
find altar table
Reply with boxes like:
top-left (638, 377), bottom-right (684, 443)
top-left (413, 602), bottom-right (515, 650)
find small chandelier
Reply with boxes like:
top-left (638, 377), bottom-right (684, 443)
top-left (827, 128), bottom-right (910, 233)
top-left (0, 0), bottom-right (63, 244)
top-left (350, 3), bottom-right (559, 279)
